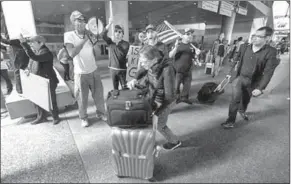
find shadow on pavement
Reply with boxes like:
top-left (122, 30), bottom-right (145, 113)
top-left (153, 106), bottom-right (287, 182)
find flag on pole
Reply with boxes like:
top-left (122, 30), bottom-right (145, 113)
top-left (156, 21), bottom-right (180, 44)
top-left (143, 21), bottom-right (179, 45)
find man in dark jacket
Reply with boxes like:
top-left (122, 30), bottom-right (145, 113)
top-left (221, 26), bottom-right (280, 129)
top-left (102, 17), bottom-right (130, 90)
top-left (127, 45), bottom-right (182, 150)
top-left (169, 28), bottom-right (195, 104)
top-left (19, 35), bottom-right (60, 125)
top-left (1, 35), bottom-right (29, 94)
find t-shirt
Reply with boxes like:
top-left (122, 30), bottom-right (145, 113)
top-left (174, 43), bottom-right (194, 73)
top-left (64, 31), bottom-right (97, 74)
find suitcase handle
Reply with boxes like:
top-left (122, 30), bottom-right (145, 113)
top-left (213, 76), bottom-right (230, 93)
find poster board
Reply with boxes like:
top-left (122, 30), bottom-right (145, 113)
top-left (20, 69), bottom-right (52, 112)
top-left (1, 1), bottom-right (37, 39)
top-left (126, 45), bottom-right (142, 81)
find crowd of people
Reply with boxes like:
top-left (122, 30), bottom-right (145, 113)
top-left (0, 9), bottom-right (281, 150)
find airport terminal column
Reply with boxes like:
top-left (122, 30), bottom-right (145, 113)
top-left (221, 12), bottom-right (236, 44)
top-left (105, 1), bottom-right (129, 42)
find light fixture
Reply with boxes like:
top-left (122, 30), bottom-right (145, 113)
top-left (167, 15), bottom-right (171, 18)
top-left (61, 4), bottom-right (64, 7)
top-left (129, 2), bottom-right (132, 5)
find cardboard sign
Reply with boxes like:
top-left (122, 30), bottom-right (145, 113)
top-left (126, 45), bottom-right (142, 81)
top-left (2, 1), bottom-right (37, 39)
top-left (20, 69), bottom-right (51, 111)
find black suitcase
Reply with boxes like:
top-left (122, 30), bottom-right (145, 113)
top-left (106, 89), bottom-right (152, 128)
top-left (197, 77), bottom-right (230, 104)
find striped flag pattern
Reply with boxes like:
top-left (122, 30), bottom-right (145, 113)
top-left (156, 22), bottom-right (179, 44)
top-left (144, 21), bottom-right (179, 45)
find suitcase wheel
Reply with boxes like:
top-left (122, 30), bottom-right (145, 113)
top-left (148, 177), bottom-right (157, 182)
top-left (116, 175), bottom-right (125, 178)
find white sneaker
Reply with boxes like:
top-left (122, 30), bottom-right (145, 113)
top-left (97, 113), bottom-right (107, 122)
top-left (81, 119), bottom-right (90, 127)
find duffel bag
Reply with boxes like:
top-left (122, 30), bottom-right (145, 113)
top-left (106, 89), bottom-right (152, 128)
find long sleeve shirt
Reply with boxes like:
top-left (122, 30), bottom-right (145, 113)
top-left (232, 44), bottom-right (279, 90)
top-left (101, 30), bottom-right (129, 70)
top-left (20, 42), bottom-right (59, 84)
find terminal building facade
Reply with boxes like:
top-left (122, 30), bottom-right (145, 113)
top-left (0, 1), bottom-right (289, 59)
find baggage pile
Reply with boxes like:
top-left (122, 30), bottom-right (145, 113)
top-left (106, 88), bottom-right (159, 181)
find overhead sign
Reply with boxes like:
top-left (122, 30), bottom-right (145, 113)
top-left (274, 15), bottom-right (290, 31)
top-left (1, 1), bottom-right (37, 39)
top-left (126, 45), bottom-right (142, 81)
top-left (219, 1), bottom-right (234, 17)
top-left (198, 1), bottom-right (219, 13)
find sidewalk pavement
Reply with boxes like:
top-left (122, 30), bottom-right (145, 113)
top-left (1, 55), bottom-right (290, 183)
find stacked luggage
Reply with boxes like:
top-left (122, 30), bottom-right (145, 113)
top-left (106, 88), bottom-right (158, 181)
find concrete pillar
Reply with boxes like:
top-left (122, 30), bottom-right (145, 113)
top-left (105, 1), bottom-right (129, 41)
top-left (147, 12), bottom-right (153, 25)
top-left (221, 12), bottom-right (236, 44)
top-left (266, 1), bottom-right (274, 28)
top-left (64, 14), bottom-right (73, 32)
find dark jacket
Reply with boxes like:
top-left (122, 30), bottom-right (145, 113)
top-left (135, 58), bottom-right (175, 112)
top-left (230, 43), bottom-right (279, 90)
top-left (101, 30), bottom-right (129, 70)
top-left (20, 42), bottom-right (59, 85)
top-left (1, 38), bottom-right (29, 69)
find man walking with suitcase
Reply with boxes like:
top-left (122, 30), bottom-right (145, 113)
top-left (128, 45), bottom-right (182, 150)
top-left (221, 26), bottom-right (280, 129)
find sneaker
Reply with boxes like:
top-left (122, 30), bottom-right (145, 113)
top-left (97, 113), bottom-right (107, 122)
top-left (221, 121), bottom-right (235, 129)
top-left (53, 118), bottom-right (61, 125)
top-left (81, 119), bottom-right (90, 127)
top-left (163, 141), bottom-right (182, 150)
top-left (238, 111), bottom-right (249, 121)
top-left (180, 98), bottom-right (193, 105)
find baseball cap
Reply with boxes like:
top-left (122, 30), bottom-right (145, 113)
top-left (70, 10), bottom-right (85, 23)
top-left (29, 35), bottom-right (46, 43)
top-left (114, 25), bottom-right (124, 33)
top-left (184, 28), bottom-right (195, 34)
top-left (145, 24), bottom-right (155, 32)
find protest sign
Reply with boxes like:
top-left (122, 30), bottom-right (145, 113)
top-left (126, 45), bottom-right (142, 81)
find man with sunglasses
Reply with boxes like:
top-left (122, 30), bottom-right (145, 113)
top-left (221, 26), bottom-right (280, 129)
top-left (169, 28), bottom-right (195, 105)
top-left (102, 17), bottom-right (130, 90)
top-left (64, 10), bottom-right (107, 128)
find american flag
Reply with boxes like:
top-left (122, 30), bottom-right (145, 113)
top-left (156, 21), bottom-right (180, 44)
top-left (144, 21), bottom-right (179, 45)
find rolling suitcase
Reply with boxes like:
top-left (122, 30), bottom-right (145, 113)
top-left (197, 76), bottom-right (230, 104)
top-left (111, 116), bottom-right (159, 181)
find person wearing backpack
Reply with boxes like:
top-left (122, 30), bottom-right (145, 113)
top-left (57, 45), bottom-right (73, 81)
top-left (127, 45), bottom-right (182, 150)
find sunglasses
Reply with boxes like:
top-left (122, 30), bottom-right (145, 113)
top-left (185, 32), bottom-right (192, 36)
top-left (115, 30), bottom-right (123, 34)
top-left (75, 18), bottom-right (86, 23)
top-left (253, 35), bottom-right (266, 39)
